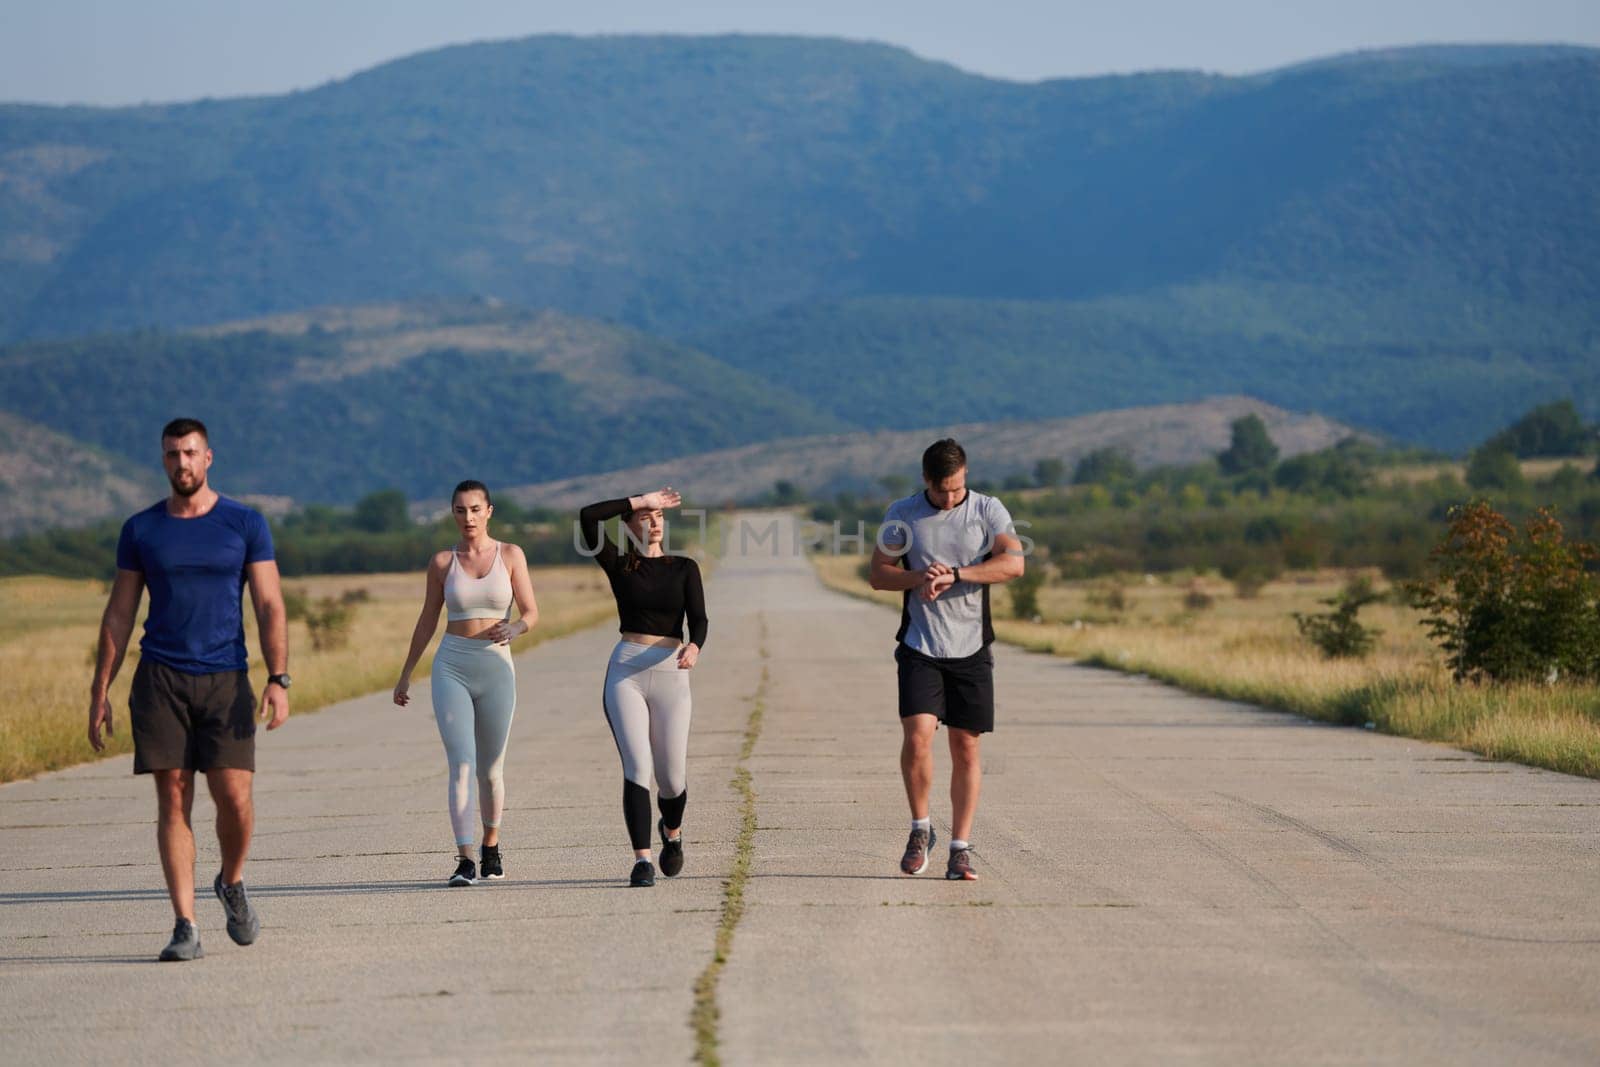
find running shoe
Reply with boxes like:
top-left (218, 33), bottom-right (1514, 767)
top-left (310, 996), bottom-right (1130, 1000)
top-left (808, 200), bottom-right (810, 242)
top-left (900, 825), bottom-right (936, 875)
top-left (158, 918), bottom-right (203, 962)
top-left (946, 846), bottom-right (978, 881)
top-left (480, 844), bottom-right (504, 881)
top-left (630, 859), bottom-right (656, 887)
top-left (213, 872), bottom-right (260, 946)
top-left (448, 856), bottom-right (477, 887)
top-left (658, 819), bottom-right (684, 878)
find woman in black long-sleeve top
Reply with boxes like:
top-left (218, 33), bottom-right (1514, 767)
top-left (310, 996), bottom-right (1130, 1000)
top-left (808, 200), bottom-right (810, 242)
top-left (579, 487), bottom-right (707, 887)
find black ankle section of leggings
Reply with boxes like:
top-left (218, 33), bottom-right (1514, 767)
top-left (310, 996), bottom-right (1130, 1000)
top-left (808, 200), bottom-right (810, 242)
top-left (624, 780), bottom-right (653, 851)
top-left (657, 789), bottom-right (687, 832)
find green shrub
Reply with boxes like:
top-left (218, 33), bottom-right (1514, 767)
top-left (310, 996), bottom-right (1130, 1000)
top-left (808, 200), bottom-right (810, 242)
top-left (1465, 445), bottom-right (1525, 492)
top-left (282, 586), bottom-right (311, 622)
top-left (1009, 563), bottom-right (1046, 619)
top-left (1548, 464), bottom-right (1586, 496)
top-left (1088, 580), bottom-right (1128, 614)
top-left (1073, 447), bottom-right (1136, 486)
top-left (353, 489), bottom-right (411, 533)
top-left (1218, 415), bottom-right (1279, 476)
top-left (1485, 399), bottom-right (1589, 458)
top-left (1294, 576), bottom-right (1383, 659)
top-left (1231, 569), bottom-right (1273, 599)
top-left (305, 597), bottom-right (355, 652)
top-left (1408, 502), bottom-right (1600, 683)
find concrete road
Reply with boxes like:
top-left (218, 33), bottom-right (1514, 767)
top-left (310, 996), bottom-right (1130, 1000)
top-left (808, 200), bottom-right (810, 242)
top-left (3, 513), bottom-right (1598, 1064)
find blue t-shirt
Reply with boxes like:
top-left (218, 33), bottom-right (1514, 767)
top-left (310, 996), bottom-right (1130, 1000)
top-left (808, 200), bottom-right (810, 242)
top-left (115, 496), bottom-right (275, 675)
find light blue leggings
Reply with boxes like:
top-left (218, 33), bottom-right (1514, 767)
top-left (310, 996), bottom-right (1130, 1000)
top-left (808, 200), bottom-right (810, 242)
top-left (431, 634), bottom-right (517, 846)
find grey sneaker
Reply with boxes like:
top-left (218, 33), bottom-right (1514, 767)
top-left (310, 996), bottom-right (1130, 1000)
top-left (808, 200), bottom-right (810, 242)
top-left (946, 847), bottom-right (978, 881)
top-left (900, 825), bottom-right (937, 875)
top-left (214, 873), bottom-right (260, 945)
top-left (158, 918), bottom-right (204, 962)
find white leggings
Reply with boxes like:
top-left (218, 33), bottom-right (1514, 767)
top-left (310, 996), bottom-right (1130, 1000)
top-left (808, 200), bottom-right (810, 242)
top-left (603, 641), bottom-right (692, 849)
top-left (431, 634), bottom-right (517, 846)
top-left (604, 641), bottom-right (692, 792)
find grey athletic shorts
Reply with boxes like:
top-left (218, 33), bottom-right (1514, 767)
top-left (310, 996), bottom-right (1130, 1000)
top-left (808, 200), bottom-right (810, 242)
top-left (129, 659), bottom-right (256, 774)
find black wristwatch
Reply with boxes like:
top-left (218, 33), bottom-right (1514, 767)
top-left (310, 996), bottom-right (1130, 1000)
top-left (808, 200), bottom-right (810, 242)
top-left (952, 567), bottom-right (962, 584)
top-left (267, 673), bottom-right (292, 690)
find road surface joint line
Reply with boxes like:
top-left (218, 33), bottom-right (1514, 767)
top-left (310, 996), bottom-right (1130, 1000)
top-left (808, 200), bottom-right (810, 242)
top-left (691, 612), bottom-right (768, 1066)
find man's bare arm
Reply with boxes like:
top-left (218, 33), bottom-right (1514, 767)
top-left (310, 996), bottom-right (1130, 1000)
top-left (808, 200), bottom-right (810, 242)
top-left (868, 546), bottom-right (925, 591)
top-left (946, 531), bottom-right (1026, 585)
top-left (88, 569), bottom-right (144, 750)
top-left (246, 559), bottom-right (290, 729)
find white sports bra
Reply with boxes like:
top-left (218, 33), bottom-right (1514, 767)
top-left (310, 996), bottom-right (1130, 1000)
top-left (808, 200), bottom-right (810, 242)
top-left (444, 543), bottom-right (513, 621)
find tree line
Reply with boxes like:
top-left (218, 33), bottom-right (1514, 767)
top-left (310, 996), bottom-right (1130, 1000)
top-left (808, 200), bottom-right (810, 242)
top-left (0, 491), bottom-right (582, 579)
top-left (809, 400), bottom-right (1600, 585)
top-left (5, 400), bottom-right (1596, 584)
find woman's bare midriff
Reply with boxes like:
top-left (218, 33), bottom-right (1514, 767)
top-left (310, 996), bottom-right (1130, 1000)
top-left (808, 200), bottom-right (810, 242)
top-left (621, 632), bottom-right (680, 648)
top-left (447, 620), bottom-right (501, 640)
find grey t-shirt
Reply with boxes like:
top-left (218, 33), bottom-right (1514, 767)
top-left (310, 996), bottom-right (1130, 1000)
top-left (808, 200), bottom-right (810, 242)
top-left (880, 489), bottom-right (1016, 659)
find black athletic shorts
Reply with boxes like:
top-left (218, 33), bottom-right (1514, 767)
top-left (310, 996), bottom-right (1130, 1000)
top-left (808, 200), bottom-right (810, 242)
top-left (894, 643), bottom-right (995, 734)
top-left (129, 659), bottom-right (257, 774)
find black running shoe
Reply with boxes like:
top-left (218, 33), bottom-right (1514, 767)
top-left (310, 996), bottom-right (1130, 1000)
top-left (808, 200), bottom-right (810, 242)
top-left (480, 844), bottom-right (504, 881)
top-left (448, 856), bottom-right (477, 887)
top-left (658, 819), bottom-right (684, 878)
top-left (213, 872), bottom-right (260, 945)
top-left (158, 918), bottom-right (203, 962)
top-left (630, 859), bottom-right (656, 887)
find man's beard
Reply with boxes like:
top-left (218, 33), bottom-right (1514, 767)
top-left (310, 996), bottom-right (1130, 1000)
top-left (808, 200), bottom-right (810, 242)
top-left (168, 471), bottom-right (203, 497)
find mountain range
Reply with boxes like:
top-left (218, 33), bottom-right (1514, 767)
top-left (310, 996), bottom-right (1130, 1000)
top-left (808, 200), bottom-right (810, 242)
top-left (0, 301), bottom-right (844, 503)
top-left (0, 35), bottom-right (1596, 518)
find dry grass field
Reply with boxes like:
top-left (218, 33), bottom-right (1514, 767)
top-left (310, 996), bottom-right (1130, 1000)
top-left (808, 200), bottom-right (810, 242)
top-left (1373, 454), bottom-right (1593, 486)
top-left (811, 555), bottom-right (1600, 779)
top-left (0, 566), bottom-right (613, 784)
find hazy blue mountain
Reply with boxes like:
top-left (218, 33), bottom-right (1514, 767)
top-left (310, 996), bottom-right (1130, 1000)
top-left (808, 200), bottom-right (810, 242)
top-left (690, 287), bottom-right (1600, 452)
top-left (0, 37), bottom-right (1595, 453)
top-left (1, 38), bottom-right (1595, 338)
top-left (0, 302), bottom-right (846, 501)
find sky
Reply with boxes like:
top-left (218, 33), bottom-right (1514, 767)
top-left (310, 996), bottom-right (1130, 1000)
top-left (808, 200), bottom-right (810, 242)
top-left (2, 0), bottom-right (1598, 106)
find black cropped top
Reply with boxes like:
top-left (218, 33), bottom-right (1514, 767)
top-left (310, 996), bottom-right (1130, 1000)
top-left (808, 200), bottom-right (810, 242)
top-left (578, 498), bottom-right (708, 648)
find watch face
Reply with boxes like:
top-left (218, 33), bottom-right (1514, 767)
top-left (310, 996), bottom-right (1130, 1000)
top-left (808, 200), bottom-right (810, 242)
top-left (272, 674), bottom-right (292, 688)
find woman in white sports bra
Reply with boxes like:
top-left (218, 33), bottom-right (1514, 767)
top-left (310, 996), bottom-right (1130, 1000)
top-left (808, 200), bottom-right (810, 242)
top-left (393, 480), bottom-right (539, 886)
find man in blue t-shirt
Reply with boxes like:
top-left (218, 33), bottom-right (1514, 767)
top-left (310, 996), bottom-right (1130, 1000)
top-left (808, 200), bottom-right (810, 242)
top-left (869, 439), bottom-right (1025, 883)
top-left (89, 417), bottom-right (290, 962)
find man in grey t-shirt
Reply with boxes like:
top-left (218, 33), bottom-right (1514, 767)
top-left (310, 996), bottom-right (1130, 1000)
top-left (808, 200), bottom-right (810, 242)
top-left (868, 439), bottom-right (1025, 881)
